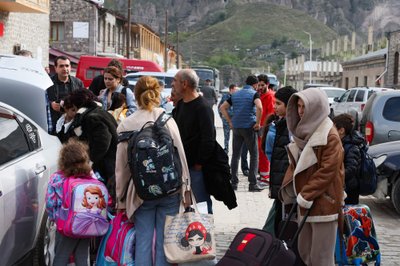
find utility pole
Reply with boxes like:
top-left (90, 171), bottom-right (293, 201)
top-left (164, 10), bottom-right (168, 72)
top-left (126, 0), bottom-right (131, 58)
top-left (176, 26), bottom-right (180, 69)
top-left (303, 31), bottom-right (312, 84)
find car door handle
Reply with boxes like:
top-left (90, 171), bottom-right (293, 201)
top-left (35, 164), bottom-right (47, 175)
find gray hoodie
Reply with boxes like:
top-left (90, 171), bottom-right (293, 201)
top-left (286, 88), bottom-right (330, 149)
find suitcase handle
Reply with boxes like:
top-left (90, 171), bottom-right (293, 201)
top-left (278, 202), bottom-right (312, 248)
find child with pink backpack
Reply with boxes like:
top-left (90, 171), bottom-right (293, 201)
top-left (46, 139), bottom-right (110, 265)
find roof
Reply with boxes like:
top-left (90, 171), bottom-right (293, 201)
top-left (304, 61), bottom-right (343, 72)
top-left (49, 47), bottom-right (79, 65)
top-left (292, 61), bottom-right (343, 72)
top-left (342, 48), bottom-right (387, 65)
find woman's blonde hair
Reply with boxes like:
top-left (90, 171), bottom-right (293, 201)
top-left (134, 76), bottom-right (161, 111)
top-left (58, 138), bottom-right (91, 177)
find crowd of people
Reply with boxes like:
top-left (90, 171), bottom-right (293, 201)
top-left (43, 55), bottom-right (363, 266)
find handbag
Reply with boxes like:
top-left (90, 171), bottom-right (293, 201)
top-left (164, 192), bottom-right (216, 264)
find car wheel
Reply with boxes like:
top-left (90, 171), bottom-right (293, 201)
top-left (33, 214), bottom-right (55, 266)
top-left (391, 177), bottom-right (400, 215)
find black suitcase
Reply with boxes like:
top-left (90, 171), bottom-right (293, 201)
top-left (217, 203), bottom-right (310, 266)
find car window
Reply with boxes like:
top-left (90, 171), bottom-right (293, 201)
top-left (383, 97), bottom-right (400, 122)
top-left (339, 90), bottom-right (350, 102)
top-left (347, 90), bottom-right (357, 102)
top-left (355, 90), bottom-right (365, 102)
top-left (367, 90), bottom-right (375, 99)
top-left (0, 115), bottom-right (30, 165)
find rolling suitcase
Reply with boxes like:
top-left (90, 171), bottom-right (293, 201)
top-left (335, 204), bottom-right (381, 266)
top-left (217, 203), bottom-right (310, 266)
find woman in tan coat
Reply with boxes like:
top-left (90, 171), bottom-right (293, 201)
top-left (279, 88), bottom-right (345, 266)
top-left (115, 76), bottom-right (191, 266)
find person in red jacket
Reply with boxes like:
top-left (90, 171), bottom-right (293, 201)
top-left (257, 74), bottom-right (275, 183)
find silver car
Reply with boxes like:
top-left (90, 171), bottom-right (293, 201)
top-left (360, 90), bottom-right (400, 145)
top-left (0, 55), bottom-right (61, 265)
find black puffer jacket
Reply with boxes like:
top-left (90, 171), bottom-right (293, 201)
top-left (73, 103), bottom-right (118, 183)
top-left (269, 118), bottom-right (290, 199)
top-left (342, 130), bottom-right (365, 204)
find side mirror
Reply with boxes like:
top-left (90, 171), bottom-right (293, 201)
top-left (333, 97), bottom-right (339, 102)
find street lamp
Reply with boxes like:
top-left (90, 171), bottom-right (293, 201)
top-left (303, 31), bottom-right (312, 84)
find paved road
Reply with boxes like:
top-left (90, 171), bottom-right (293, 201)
top-left (211, 104), bottom-right (400, 265)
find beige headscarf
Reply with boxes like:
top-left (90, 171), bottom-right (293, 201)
top-left (286, 88), bottom-right (330, 149)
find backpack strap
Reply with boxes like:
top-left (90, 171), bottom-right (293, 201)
top-left (118, 130), bottom-right (138, 143)
top-left (154, 111), bottom-right (171, 128)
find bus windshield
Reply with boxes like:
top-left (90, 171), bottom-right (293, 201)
top-left (194, 69), bottom-right (214, 81)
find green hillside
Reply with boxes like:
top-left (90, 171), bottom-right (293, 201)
top-left (178, 3), bottom-right (338, 69)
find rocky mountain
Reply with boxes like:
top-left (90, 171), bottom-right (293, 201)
top-left (107, 0), bottom-right (400, 38)
top-left (105, 0), bottom-right (400, 85)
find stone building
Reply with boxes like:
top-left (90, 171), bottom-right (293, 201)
top-left (50, 0), bottom-right (124, 57)
top-left (0, 0), bottom-right (50, 67)
top-left (50, 0), bottom-right (170, 68)
top-left (341, 48), bottom-right (386, 89)
top-left (385, 30), bottom-right (400, 89)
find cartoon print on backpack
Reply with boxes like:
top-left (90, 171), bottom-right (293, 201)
top-left (180, 222), bottom-right (213, 255)
top-left (344, 206), bottom-right (380, 260)
top-left (81, 185), bottom-right (107, 213)
top-left (67, 183), bottom-right (109, 236)
top-left (143, 158), bottom-right (156, 172)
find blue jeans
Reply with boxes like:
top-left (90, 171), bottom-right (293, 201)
top-left (53, 232), bottom-right (90, 266)
top-left (189, 168), bottom-right (213, 214)
top-left (231, 128), bottom-right (259, 186)
top-left (134, 193), bottom-right (180, 266)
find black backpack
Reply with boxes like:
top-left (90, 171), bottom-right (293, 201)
top-left (358, 144), bottom-right (378, 195)
top-left (118, 112), bottom-right (182, 200)
top-left (344, 142), bottom-right (377, 196)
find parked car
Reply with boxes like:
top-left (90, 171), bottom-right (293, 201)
top-left (0, 102), bottom-right (61, 266)
top-left (368, 141), bottom-right (400, 214)
top-left (332, 87), bottom-right (393, 121)
top-left (125, 71), bottom-right (174, 113)
top-left (313, 87), bottom-right (346, 117)
top-left (360, 90), bottom-right (400, 145)
top-left (0, 55), bottom-right (61, 265)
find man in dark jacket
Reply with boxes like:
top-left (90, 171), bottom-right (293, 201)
top-left (333, 113), bottom-right (363, 204)
top-left (46, 55), bottom-right (85, 134)
top-left (172, 69), bottom-right (216, 213)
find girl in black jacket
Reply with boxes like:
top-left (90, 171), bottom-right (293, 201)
top-left (333, 113), bottom-right (364, 204)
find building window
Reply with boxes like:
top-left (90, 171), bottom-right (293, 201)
top-left (50, 22), bottom-right (64, 41)
top-left (113, 25), bottom-right (116, 48)
top-left (375, 75), bottom-right (381, 86)
top-left (345, 77), bottom-right (349, 89)
top-left (107, 23), bottom-right (111, 47)
top-left (97, 18), bottom-right (101, 43)
top-left (355, 76), bottom-right (359, 87)
top-left (394, 52), bottom-right (399, 85)
top-left (364, 76), bottom-right (368, 86)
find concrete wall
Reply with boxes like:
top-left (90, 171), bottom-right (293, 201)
top-left (0, 11), bottom-right (49, 67)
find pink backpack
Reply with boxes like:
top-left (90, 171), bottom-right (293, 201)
top-left (96, 212), bottom-right (135, 265)
top-left (56, 175), bottom-right (109, 238)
